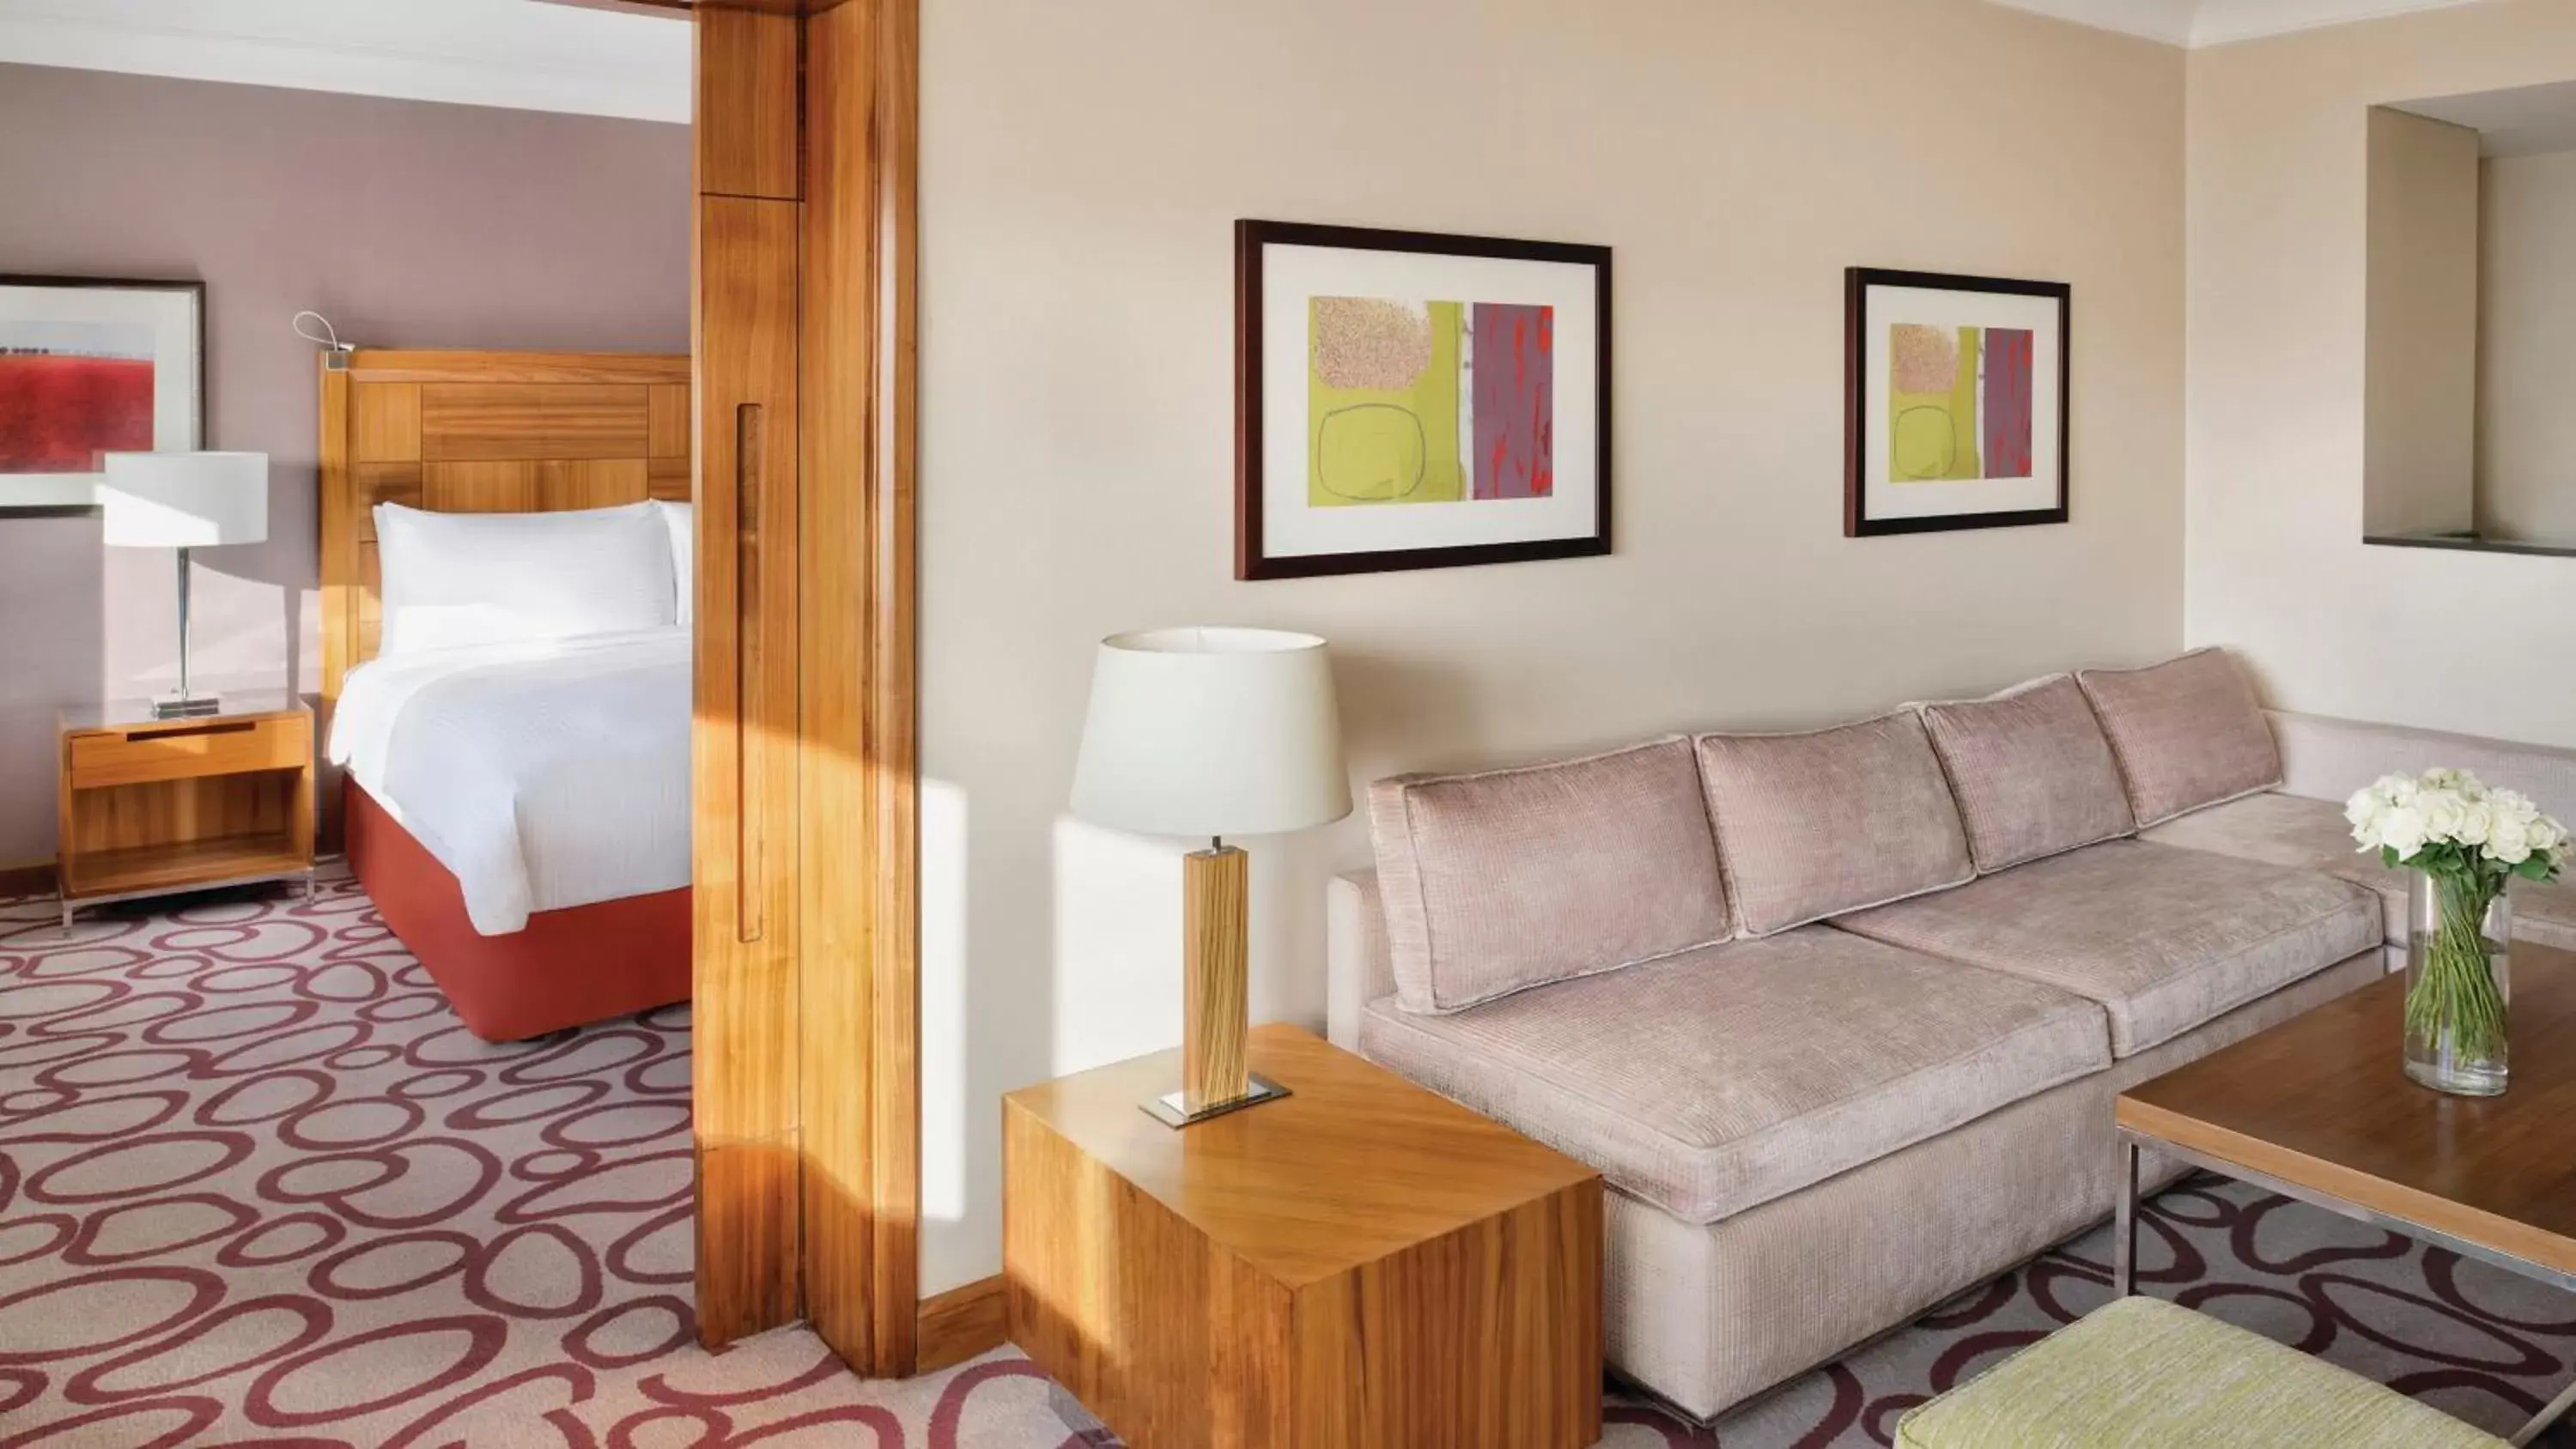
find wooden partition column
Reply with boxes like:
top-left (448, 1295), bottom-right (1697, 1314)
top-left (691, 0), bottom-right (920, 1373)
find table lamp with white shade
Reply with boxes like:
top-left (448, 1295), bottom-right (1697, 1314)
top-left (100, 452), bottom-right (270, 718)
top-left (1071, 627), bottom-right (1352, 1127)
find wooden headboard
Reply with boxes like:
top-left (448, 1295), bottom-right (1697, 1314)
top-left (318, 349), bottom-right (692, 710)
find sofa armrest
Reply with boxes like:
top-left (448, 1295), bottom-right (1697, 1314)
top-left (2268, 710), bottom-right (2576, 822)
top-left (1327, 868), bottom-right (1394, 1050)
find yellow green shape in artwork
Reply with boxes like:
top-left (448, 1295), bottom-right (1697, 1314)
top-left (1308, 297), bottom-right (1464, 506)
top-left (1889, 322), bottom-right (1983, 482)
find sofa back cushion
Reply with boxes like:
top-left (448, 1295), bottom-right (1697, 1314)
top-left (1920, 675), bottom-right (2136, 872)
top-left (2077, 648), bottom-right (2282, 828)
top-left (1695, 712), bottom-right (1975, 937)
top-left (1369, 737), bottom-right (1731, 1015)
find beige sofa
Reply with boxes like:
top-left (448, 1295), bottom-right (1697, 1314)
top-left (1323, 650), bottom-right (2576, 1422)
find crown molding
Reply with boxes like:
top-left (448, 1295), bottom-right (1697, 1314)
top-left (1990, 0), bottom-right (2497, 47)
top-left (0, 0), bottom-right (689, 124)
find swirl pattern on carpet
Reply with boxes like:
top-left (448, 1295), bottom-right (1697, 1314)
top-left (3, 873), bottom-right (2571, 1447)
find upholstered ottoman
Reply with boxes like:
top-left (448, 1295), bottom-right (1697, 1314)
top-left (1897, 1296), bottom-right (2506, 1447)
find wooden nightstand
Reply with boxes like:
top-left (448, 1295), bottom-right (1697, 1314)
top-left (57, 692), bottom-right (316, 931)
top-left (1004, 1023), bottom-right (1603, 1449)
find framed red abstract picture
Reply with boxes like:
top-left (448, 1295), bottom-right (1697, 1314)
top-left (1236, 220), bottom-right (1612, 579)
top-left (1844, 268), bottom-right (2069, 537)
top-left (0, 276), bottom-right (204, 510)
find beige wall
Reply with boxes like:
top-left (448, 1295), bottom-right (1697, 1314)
top-left (918, 0), bottom-right (2185, 1293)
top-left (2477, 147), bottom-right (2576, 543)
top-left (2363, 106), bottom-right (2481, 538)
top-left (2187, 0), bottom-right (2576, 750)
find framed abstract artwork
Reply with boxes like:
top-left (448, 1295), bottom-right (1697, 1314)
top-left (1844, 267), bottom-right (2069, 537)
top-left (1235, 220), bottom-right (1612, 579)
top-left (0, 275), bottom-right (204, 511)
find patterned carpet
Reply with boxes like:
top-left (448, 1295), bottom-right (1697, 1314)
top-left (3, 871), bottom-right (2572, 1447)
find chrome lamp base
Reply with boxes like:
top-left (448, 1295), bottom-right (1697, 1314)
top-left (150, 693), bottom-right (223, 719)
top-left (1140, 1072), bottom-right (1291, 1129)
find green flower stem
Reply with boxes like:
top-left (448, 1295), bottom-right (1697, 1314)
top-left (2403, 870), bottom-right (2507, 1065)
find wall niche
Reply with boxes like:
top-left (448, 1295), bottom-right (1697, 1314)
top-left (2367, 80), bottom-right (2576, 559)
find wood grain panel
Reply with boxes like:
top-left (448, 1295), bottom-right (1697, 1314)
top-left (319, 363), bottom-right (355, 718)
top-left (353, 384), bottom-right (422, 463)
top-left (647, 457), bottom-right (693, 503)
top-left (340, 352), bottom-right (689, 385)
top-left (70, 716), bottom-right (307, 789)
top-left (538, 458), bottom-right (651, 512)
top-left (863, 0), bottom-right (923, 1373)
top-left (540, 385), bottom-right (653, 459)
top-left (1005, 1027), bottom-right (1602, 1449)
top-left (419, 384), bottom-right (648, 461)
top-left (692, 182), bottom-right (804, 1349)
top-left (916, 1275), bottom-right (1006, 1374)
top-left (1183, 846), bottom-right (1249, 1111)
top-left (420, 385), bottom-right (557, 461)
top-left (356, 544), bottom-right (383, 664)
top-left (2119, 944), bottom-right (2576, 1276)
top-left (696, 7), bottom-right (800, 201)
top-left (351, 465), bottom-right (422, 540)
top-left (649, 384), bottom-right (690, 458)
top-left (801, 0), bottom-right (880, 1372)
top-left (424, 460), bottom-right (541, 513)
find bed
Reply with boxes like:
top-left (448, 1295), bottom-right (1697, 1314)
top-left (319, 349), bottom-right (695, 1041)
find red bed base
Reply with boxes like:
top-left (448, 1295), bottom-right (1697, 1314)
top-left (343, 779), bottom-right (691, 1042)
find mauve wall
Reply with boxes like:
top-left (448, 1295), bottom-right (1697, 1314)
top-left (0, 63), bottom-right (690, 868)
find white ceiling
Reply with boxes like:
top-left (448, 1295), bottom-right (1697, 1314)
top-left (0, 0), bottom-right (690, 123)
top-left (1990, 0), bottom-right (2499, 46)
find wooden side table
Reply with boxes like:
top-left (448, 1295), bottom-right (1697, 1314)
top-left (57, 692), bottom-right (316, 931)
top-left (1004, 1023), bottom-right (1603, 1449)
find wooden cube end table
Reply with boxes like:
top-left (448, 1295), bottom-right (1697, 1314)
top-left (1004, 1023), bottom-right (1603, 1449)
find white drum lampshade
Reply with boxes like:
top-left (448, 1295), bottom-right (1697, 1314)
top-left (1071, 627), bottom-right (1351, 842)
top-left (100, 451), bottom-right (270, 717)
top-left (1070, 627), bottom-right (1352, 1126)
top-left (100, 452), bottom-right (270, 548)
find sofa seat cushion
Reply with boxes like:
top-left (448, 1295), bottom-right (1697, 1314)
top-left (1835, 840), bottom-right (2381, 1058)
top-left (2147, 790), bottom-right (2576, 951)
top-left (1897, 1296), bottom-right (2506, 1449)
top-left (1357, 927), bottom-right (2109, 1225)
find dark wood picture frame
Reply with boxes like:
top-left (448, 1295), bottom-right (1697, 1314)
top-left (1235, 219), bottom-right (1613, 580)
top-left (1844, 266), bottom-right (2069, 537)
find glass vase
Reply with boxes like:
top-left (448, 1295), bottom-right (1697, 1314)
top-left (2402, 870), bottom-right (2511, 1096)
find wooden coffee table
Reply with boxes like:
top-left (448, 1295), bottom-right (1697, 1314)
top-left (2114, 943), bottom-right (2576, 1446)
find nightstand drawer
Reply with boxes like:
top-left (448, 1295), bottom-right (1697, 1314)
top-left (69, 714), bottom-right (310, 789)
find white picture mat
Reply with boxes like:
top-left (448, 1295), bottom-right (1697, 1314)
top-left (1261, 243), bottom-right (1599, 560)
top-left (1859, 283), bottom-right (2062, 523)
top-left (0, 282), bottom-right (202, 509)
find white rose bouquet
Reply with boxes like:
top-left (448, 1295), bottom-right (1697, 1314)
top-left (2347, 769), bottom-right (2567, 1077)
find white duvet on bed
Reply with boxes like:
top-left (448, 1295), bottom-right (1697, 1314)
top-left (328, 628), bottom-right (690, 936)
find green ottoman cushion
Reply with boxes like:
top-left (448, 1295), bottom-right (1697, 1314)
top-left (1896, 1295), bottom-right (2507, 1448)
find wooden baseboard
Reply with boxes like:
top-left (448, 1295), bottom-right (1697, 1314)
top-left (916, 1273), bottom-right (1005, 1374)
top-left (0, 860), bottom-right (57, 900)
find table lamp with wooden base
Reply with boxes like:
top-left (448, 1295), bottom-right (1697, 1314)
top-left (1071, 627), bottom-right (1351, 1128)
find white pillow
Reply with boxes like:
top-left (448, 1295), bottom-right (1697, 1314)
top-left (654, 500), bottom-right (694, 627)
top-left (374, 501), bottom-right (677, 656)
